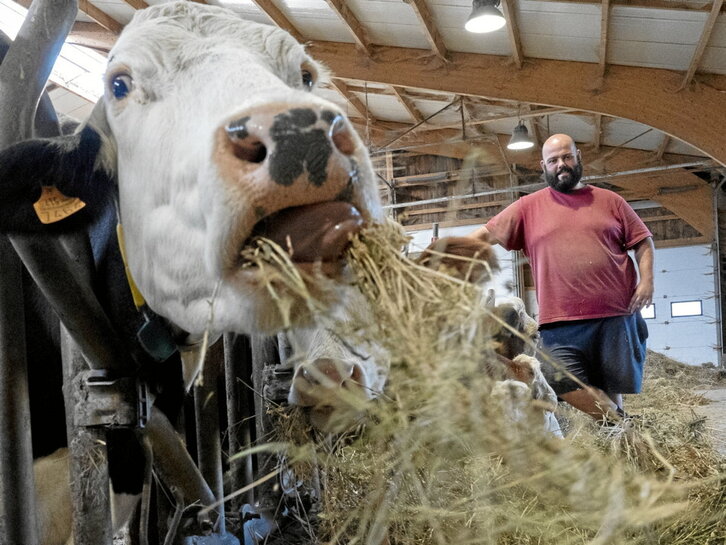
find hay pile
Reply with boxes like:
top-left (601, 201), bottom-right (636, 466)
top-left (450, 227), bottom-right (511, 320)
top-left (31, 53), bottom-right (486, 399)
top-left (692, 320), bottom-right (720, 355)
top-left (246, 221), bottom-right (726, 545)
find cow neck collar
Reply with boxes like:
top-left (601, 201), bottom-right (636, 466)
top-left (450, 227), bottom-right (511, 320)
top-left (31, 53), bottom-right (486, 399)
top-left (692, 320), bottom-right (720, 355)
top-left (114, 214), bottom-right (203, 360)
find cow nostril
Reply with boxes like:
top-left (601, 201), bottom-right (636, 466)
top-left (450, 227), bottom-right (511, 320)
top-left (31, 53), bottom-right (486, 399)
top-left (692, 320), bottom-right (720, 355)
top-left (225, 119), bottom-right (268, 164)
top-left (329, 115), bottom-right (355, 156)
top-left (231, 139), bottom-right (267, 164)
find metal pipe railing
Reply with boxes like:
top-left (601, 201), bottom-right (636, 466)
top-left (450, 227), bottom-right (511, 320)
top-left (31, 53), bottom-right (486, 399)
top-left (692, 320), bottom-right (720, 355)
top-left (224, 333), bottom-right (256, 508)
top-left (194, 343), bottom-right (226, 533)
top-left (0, 236), bottom-right (39, 545)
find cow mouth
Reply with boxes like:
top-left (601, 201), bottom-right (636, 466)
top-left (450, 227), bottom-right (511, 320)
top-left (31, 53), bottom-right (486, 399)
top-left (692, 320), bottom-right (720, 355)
top-left (243, 201), bottom-right (365, 271)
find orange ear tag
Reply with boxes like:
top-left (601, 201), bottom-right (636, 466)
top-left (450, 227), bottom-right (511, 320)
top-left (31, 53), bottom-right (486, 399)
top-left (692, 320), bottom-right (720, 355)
top-left (33, 186), bottom-right (86, 224)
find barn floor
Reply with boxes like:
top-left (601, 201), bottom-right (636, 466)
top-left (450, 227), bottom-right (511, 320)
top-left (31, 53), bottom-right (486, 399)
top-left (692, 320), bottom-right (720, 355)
top-left (694, 387), bottom-right (726, 456)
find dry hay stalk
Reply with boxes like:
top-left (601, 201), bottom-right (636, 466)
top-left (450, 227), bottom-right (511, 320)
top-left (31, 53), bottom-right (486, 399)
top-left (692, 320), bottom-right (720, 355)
top-left (243, 220), bottom-right (726, 545)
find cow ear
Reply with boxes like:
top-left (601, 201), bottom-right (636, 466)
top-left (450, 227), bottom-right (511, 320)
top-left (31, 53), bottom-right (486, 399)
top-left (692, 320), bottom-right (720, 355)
top-left (0, 122), bottom-right (115, 233)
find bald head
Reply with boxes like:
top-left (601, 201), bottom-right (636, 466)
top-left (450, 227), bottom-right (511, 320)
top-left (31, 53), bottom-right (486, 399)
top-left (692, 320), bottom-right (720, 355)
top-left (542, 134), bottom-right (577, 160)
top-left (540, 134), bottom-right (584, 193)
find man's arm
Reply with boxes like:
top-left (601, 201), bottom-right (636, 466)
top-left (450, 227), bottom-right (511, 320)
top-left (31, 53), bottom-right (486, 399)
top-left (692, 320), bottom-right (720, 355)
top-left (628, 236), bottom-right (655, 313)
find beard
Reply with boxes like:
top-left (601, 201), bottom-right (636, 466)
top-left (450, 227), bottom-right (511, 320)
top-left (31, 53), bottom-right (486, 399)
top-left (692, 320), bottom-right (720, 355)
top-left (545, 162), bottom-right (583, 193)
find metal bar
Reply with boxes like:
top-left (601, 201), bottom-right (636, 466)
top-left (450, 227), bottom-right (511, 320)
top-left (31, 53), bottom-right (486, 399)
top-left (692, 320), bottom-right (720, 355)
top-left (61, 328), bottom-right (114, 545)
top-left (145, 407), bottom-right (216, 519)
top-left (224, 333), bottom-right (255, 508)
top-left (194, 342), bottom-right (225, 534)
top-left (10, 235), bottom-right (130, 372)
top-left (382, 161), bottom-right (713, 210)
top-left (250, 335), bottom-right (281, 513)
top-left (0, 235), bottom-right (39, 545)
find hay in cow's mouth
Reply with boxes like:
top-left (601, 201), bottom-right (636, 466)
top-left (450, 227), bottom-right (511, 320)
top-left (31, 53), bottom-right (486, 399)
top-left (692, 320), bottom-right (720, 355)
top-left (241, 219), bottom-right (726, 545)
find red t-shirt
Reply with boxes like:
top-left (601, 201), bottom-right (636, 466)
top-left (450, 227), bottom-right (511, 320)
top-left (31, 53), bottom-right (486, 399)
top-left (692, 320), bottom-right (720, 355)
top-left (486, 185), bottom-right (652, 325)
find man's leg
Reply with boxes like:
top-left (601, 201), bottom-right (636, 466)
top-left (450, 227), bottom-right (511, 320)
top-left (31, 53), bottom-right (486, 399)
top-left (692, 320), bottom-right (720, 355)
top-left (559, 386), bottom-right (621, 421)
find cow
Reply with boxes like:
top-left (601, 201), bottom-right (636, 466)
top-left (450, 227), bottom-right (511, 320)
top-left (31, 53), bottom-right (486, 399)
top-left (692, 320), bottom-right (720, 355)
top-left (284, 320), bottom-right (390, 434)
top-left (0, 1), bottom-right (400, 542)
top-left (487, 294), bottom-right (562, 437)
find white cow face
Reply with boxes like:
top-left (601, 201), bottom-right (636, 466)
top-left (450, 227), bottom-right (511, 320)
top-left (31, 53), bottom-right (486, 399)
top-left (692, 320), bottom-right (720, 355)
top-left (101, 2), bottom-right (382, 336)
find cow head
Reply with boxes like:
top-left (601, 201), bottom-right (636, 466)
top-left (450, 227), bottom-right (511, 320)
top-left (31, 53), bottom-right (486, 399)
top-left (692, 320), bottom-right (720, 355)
top-left (0, 2), bottom-right (382, 336)
top-left (284, 321), bottom-right (389, 433)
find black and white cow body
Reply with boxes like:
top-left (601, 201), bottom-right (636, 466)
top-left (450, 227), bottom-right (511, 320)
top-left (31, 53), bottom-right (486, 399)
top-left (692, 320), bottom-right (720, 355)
top-left (0, 2), bottom-right (382, 542)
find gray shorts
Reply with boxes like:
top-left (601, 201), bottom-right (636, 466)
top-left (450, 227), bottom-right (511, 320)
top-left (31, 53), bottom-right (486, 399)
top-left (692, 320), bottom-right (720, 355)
top-left (538, 313), bottom-right (648, 395)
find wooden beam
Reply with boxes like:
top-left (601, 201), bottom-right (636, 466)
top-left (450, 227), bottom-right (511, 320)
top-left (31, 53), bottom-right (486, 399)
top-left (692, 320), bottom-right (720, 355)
top-left (68, 22), bottom-right (116, 52)
top-left (306, 40), bottom-right (726, 166)
top-left (536, 0), bottom-right (724, 12)
top-left (122, 0), bottom-right (149, 10)
top-left (522, 104), bottom-right (541, 149)
top-left (403, 0), bottom-right (448, 61)
top-left (78, 0), bottom-right (123, 33)
top-left (391, 85), bottom-right (425, 124)
top-left (403, 217), bottom-right (494, 232)
top-left (329, 78), bottom-right (373, 120)
top-left (323, 0), bottom-right (372, 57)
top-left (403, 199), bottom-right (510, 217)
top-left (655, 236), bottom-right (710, 248)
top-left (599, 0), bottom-right (611, 78)
top-left (655, 134), bottom-right (671, 160)
top-left (250, 0), bottom-right (305, 43)
top-left (500, 0), bottom-right (524, 69)
top-left (681, 0), bottom-right (724, 89)
top-left (593, 114), bottom-right (603, 152)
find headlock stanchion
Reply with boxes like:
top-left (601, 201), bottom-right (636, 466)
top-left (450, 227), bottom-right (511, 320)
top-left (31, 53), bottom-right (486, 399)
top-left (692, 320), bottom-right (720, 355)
top-left (194, 342), bottom-right (227, 535)
top-left (0, 236), bottom-right (40, 545)
top-left (224, 333), bottom-right (256, 510)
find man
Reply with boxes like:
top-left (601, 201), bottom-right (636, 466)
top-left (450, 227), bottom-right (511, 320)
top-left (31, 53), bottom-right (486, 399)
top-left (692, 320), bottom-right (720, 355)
top-left (466, 134), bottom-right (654, 422)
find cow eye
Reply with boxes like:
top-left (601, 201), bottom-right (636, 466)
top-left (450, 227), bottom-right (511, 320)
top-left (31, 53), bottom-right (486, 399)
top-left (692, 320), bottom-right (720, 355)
top-left (110, 74), bottom-right (133, 100)
top-left (301, 69), bottom-right (314, 90)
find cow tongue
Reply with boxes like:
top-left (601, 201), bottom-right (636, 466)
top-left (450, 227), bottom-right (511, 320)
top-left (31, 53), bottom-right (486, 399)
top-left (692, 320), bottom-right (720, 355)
top-left (251, 202), bottom-right (365, 263)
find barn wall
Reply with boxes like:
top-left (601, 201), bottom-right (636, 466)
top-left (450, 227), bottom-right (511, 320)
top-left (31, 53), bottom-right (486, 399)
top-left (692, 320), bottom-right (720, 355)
top-left (408, 226), bottom-right (720, 367)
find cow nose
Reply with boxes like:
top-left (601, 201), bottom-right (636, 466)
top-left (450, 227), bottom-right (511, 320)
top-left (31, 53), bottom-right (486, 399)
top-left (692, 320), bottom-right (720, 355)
top-left (224, 107), bottom-right (356, 167)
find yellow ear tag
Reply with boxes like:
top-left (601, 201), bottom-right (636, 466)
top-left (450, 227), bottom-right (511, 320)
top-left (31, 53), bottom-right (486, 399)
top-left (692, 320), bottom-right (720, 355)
top-left (33, 186), bottom-right (86, 224)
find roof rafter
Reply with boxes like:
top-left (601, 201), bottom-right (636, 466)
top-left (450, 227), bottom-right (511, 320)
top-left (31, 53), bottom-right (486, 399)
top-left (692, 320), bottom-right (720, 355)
top-left (681, 0), bottom-right (724, 89)
top-left (403, 0), bottom-right (448, 61)
top-left (391, 85), bottom-right (425, 124)
top-left (307, 40), bottom-right (726, 166)
top-left (655, 135), bottom-right (671, 160)
top-left (68, 21), bottom-right (116, 52)
top-left (598, 0), bottom-right (610, 78)
top-left (250, 0), bottom-right (305, 43)
top-left (78, 0), bottom-right (123, 33)
top-left (122, 0), bottom-right (149, 10)
top-left (536, 0), bottom-right (724, 12)
top-left (500, 0), bottom-right (524, 68)
top-left (329, 78), bottom-right (374, 121)
top-left (593, 114), bottom-right (603, 151)
top-left (323, 0), bottom-right (372, 57)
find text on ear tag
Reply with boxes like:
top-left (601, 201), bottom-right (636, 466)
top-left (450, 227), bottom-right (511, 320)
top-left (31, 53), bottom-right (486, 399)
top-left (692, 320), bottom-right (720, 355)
top-left (33, 186), bottom-right (86, 224)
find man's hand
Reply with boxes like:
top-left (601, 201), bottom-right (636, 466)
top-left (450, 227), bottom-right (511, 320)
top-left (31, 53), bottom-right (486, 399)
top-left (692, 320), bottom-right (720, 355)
top-left (629, 236), bottom-right (655, 313)
top-left (417, 235), bottom-right (499, 283)
top-left (628, 279), bottom-right (654, 313)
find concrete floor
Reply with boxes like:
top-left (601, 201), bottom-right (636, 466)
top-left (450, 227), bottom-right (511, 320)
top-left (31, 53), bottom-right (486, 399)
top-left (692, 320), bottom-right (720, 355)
top-left (694, 389), bottom-right (726, 456)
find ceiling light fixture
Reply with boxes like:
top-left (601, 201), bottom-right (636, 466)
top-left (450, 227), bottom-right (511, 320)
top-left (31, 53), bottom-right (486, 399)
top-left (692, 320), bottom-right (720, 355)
top-left (465, 0), bottom-right (506, 33)
top-left (507, 121), bottom-right (535, 150)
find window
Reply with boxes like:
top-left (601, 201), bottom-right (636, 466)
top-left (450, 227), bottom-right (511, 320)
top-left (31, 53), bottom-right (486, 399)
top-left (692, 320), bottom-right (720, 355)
top-left (670, 300), bottom-right (702, 318)
top-left (640, 304), bottom-right (655, 319)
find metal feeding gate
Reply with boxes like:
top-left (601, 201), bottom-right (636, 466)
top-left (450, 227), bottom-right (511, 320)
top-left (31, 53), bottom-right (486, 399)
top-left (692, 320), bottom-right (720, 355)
top-left (0, 1), bottom-right (287, 543)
